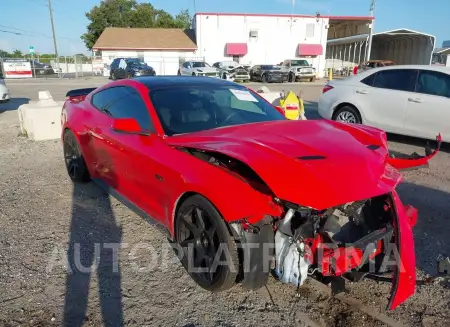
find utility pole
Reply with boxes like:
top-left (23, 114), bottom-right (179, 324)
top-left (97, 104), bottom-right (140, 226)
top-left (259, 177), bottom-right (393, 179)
top-left (48, 0), bottom-right (60, 74)
top-left (365, 0), bottom-right (376, 61)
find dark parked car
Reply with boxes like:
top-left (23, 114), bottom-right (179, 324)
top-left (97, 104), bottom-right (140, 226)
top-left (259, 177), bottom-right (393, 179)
top-left (30, 60), bottom-right (56, 76)
top-left (110, 58), bottom-right (156, 79)
top-left (249, 65), bottom-right (288, 83)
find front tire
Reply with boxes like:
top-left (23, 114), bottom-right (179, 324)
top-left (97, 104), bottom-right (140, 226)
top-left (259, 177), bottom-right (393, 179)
top-left (333, 105), bottom-right (362, 124)
top-left (175, 195), bottom-right (239, 292)
top-left (63, 130), bottom-right (90, 183)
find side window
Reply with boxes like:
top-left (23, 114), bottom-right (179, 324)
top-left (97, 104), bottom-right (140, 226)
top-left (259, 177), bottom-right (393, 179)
top-left (373, 69), bottom-right (417, 92)
top-left (106, 87), bottom-right (154, 131)
top-left (91, 88), bottom-right (118, 112)
top-left (416, 70), bottom-right (450, 97)
top-left (111, 59), bottom-right (118, 69)
top-left (360, 73), bottom-right (376, 86)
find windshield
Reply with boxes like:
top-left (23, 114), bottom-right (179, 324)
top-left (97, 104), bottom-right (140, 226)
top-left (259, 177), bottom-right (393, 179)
top-left (262, 65), bottom-right (281, 70)
top-left (149, 85), bottom-right (286, 136)
top-left (290, 60), bottom-right (309, 66)
top-left (192, 62), bottom-right (210, 68)
top-left (126, 58), bottom-right (146, 66)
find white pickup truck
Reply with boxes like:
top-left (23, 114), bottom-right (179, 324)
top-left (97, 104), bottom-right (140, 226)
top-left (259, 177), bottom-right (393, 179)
top-left (280, 59), bottom-right (316, 82)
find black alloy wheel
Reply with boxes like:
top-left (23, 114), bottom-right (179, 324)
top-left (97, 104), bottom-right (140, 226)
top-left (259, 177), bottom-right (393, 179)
top-left (175, 195), bottom-right (239, 291)
top-left (63, 130), bottom-right (90, 183)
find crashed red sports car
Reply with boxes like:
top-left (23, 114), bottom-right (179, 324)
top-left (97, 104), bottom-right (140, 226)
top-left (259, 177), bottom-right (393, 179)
top-left (61, 76), bottom-right (441, 311)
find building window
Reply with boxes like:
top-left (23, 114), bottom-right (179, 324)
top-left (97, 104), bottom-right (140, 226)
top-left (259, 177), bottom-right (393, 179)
top-left (249, 30), bottom-right (258, 40)
top-left (306, 24), bottom-right (315, 38)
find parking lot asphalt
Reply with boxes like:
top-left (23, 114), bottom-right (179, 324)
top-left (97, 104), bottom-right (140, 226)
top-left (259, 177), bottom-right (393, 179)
top-left (0, 77), bottom-right (449, 326)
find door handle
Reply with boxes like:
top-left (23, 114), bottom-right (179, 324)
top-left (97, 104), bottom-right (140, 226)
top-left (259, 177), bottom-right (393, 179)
top-left (90, 127), bottom-right (101, 134)
top-left (408, 98), bottom-right (423, 103)
top-left (356, 90), bottom-right (368, 94)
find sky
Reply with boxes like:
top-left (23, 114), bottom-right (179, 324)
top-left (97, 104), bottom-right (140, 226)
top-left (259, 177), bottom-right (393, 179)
top-left (1, 0), bottom-right (449, 55)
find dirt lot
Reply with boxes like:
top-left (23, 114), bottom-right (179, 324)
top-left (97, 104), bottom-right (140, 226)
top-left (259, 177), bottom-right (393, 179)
top-left (0, 79), bottom-right (449, 327)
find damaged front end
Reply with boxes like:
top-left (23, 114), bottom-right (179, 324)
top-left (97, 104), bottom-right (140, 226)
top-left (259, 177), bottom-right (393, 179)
top-left (269, 192), bottom-right (417, 311)
top-left (169, 128), bottom-right (441, 311)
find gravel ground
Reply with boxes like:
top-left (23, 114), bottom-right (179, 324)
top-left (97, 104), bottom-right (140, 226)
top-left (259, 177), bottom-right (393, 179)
top-left (0, 81), bottom-right (449, 327)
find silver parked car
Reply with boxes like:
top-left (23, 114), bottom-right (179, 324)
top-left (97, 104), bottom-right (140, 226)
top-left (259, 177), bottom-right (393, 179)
top-left (178, 61), bottom-right (219, 77)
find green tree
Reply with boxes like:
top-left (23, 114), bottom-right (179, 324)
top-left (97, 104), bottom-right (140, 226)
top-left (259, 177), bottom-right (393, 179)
top-left (0, 50), bottom-right (11, 58)
top-left (81, 0), bottom-right (192, 50)
top-left (174, 9), bottom-right (191, 29)
top-left (12, 49), bottom-right (23, 57)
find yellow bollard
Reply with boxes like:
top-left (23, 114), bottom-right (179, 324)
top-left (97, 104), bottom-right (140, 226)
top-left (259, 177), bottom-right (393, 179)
top-left (328, 68), bottom-right (333, 81)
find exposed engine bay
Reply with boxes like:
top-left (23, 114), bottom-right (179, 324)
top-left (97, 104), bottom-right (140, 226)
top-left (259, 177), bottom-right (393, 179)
top-left (273, 196), bottom-right (396, 289)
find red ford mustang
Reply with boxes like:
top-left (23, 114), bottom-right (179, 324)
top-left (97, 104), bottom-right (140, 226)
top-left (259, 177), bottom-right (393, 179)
top-left (61, 76), bottom-right (441, 310)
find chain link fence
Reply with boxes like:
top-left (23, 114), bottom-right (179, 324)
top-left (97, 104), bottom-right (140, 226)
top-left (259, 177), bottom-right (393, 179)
top-left (1, 54), bottom-right (209, 79)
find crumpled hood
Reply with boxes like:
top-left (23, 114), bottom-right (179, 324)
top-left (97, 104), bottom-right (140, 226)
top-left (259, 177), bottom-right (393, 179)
top-left (168, 120), bottom-right (403, 209)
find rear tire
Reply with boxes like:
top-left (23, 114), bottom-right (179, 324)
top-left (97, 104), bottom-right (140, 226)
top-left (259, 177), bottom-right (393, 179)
top-left (175, 195), bottom-right (239, 292)
top-left (333, 105), bottom-right (362, 124)
top-left (310, 76), bottom-right (316, 82)
top-left (63, 130), bottom-right (90, 183)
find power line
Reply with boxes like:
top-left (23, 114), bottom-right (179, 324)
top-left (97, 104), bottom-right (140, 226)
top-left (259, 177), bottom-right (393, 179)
top-left (0, 29), bottom-right (22, 35)
top-left (0, 24), bottom-right (83, 43)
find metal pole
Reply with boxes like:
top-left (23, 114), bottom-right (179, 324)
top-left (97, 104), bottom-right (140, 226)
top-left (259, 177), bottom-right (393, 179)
top-left (366, 0), bottom-right (376, 61)
top-left (48, 0), bottom-right (60, 76)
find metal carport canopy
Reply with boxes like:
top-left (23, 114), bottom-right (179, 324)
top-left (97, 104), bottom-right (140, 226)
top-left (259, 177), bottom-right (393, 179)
top-left (371, 28), bottom-right (436, 65)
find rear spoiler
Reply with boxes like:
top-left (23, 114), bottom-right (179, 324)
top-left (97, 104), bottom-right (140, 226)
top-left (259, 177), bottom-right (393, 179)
top-left (388, 134), bottom-right (442, 171)
top-left (65, 87), bottom-right (96, 98)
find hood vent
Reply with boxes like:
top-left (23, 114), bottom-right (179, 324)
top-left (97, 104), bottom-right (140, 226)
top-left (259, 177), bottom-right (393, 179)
top-left (367, 144), bottom-right (381, 150)
top-left (297, 155), bottom-right (327, 160)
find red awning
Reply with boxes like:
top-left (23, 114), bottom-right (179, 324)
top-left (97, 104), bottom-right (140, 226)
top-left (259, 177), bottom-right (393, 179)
top-left (297, 44), bottom-right (323, 56)
top-left (225, 43), bottom-right (248, 56)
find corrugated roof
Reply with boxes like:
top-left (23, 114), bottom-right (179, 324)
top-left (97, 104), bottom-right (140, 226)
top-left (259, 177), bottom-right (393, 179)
top-left (93, 27), bottom-right (197, 50)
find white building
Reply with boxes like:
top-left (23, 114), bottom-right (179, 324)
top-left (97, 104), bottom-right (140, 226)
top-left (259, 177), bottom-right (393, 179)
top-left (192, 12), bottom-right (330, 75)
top-left (92, 27), bottom-right (199, 75)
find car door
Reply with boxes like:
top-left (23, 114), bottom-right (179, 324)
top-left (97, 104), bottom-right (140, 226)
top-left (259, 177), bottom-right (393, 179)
top-left (103, 85), bottom-right (166, 222)
top-left (180, 62), bottom-right (190, 75)
top-left (403, 69), bottom-right (450, 140)
top-left (353, 69), bottom-right (417, 133)
top-left (87, 87), bottom-right (124, 184)
top-left (110, 59), bottom-right (119, 77)
top-left (253, 65), bottom-right (262, 81)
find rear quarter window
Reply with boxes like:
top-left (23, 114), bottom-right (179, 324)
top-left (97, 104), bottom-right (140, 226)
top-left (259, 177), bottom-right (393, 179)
top-left (360, 73), bottom-right (376, 86)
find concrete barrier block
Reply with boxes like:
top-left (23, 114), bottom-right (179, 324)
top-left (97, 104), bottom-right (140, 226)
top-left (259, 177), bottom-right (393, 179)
top-left (18, 91), bottom-right (64, 141)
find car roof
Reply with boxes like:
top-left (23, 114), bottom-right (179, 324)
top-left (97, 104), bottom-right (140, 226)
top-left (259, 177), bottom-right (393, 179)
top-left (361, 64), bottom-right (450, 74)
top-left (134, 76), bottom-right (240, 89)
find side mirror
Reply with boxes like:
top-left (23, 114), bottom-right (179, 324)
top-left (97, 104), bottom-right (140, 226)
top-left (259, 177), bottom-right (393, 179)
top-left (274, 106), bottom-right (285, 116)
top-left (112, 118), bottom-right (149, 135)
